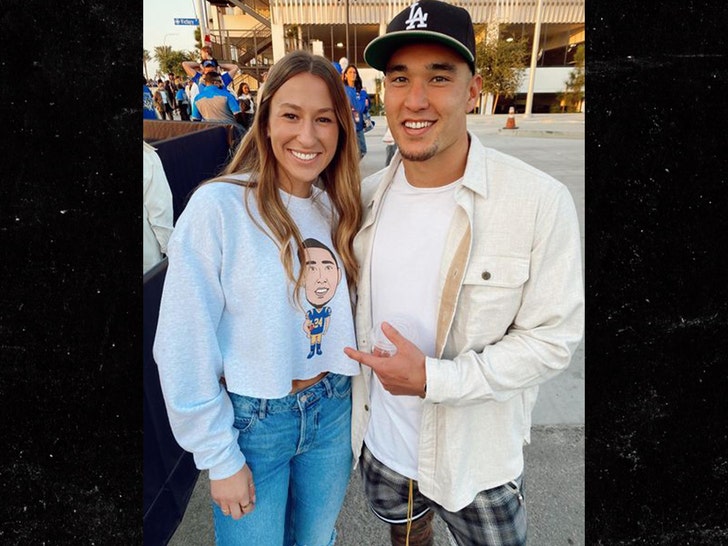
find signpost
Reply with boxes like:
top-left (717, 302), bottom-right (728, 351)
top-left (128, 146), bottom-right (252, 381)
top-left (174, 18), bottom-right (199, 25)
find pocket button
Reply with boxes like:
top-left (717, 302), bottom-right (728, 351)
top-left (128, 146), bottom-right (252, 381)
top-left (481, 271), bottom-right (491, 280)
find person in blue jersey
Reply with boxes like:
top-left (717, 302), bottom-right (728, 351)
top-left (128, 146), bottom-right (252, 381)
top-left (154, 50), bottom-right (362, 546)
top-left (175, 82), bottom-right (191, 121)
top-left (143, 76), bottom-right (157, 119)
top-left (342, 64), bottom-right (370, 158)
top-left (190, 72), bottom-right (243, 125)
top-left (190, 72), bottom-right (246, 145)
top-left (182, 45), bottom-right (239, 90)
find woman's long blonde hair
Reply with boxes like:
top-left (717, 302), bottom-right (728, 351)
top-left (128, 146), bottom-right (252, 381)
top-left (209, 50), bottom-right (361, 305)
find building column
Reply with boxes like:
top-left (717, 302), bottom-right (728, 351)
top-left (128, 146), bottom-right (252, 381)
top-left (271, 22), bottom-right (286, 63)
top-left (524, 0), bottom-right (544, 117)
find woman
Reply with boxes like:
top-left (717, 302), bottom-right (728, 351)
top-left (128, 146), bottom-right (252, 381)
top-left (154, 50), bottom-right (362, 545)
top-left (342, 64), bottom-right (369, 159)
top-left (236, 82), bottom-right (255, 129)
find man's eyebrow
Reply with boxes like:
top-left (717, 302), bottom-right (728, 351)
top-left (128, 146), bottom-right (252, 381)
top-left (426, 62), bottom-right (458, 72)
top-left (386, 62), bottom-right (458, 73)
top-left (386, 63), bottom-right (408, 73)
top-left (307, 259), bottom-right (336, 265)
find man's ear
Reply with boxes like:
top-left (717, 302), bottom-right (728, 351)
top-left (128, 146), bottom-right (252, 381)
top-left (466, 73), bottom-right (483, 114)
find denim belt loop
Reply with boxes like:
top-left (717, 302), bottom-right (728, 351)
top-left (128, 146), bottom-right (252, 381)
top-left (258, 398), bottom-right (267, 419)
top-left (323, 374), bottom-right (334, 398)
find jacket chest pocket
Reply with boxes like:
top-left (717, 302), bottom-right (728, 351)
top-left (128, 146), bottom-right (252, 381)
top-left (453, 255), bottom-right (530, 337)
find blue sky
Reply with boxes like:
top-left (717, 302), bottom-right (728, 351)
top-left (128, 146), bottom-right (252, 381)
top-left (144, 0), bottom-right (201, 78)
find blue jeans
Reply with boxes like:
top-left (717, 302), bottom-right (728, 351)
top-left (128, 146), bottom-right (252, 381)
top-left (356, 130), bottom-right (367, 158)
top-left (213, 373), bottom-right (353, 546)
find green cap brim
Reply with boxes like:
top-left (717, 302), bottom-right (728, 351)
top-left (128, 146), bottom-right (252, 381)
top-left (363, 30), bottom-right (475, 72)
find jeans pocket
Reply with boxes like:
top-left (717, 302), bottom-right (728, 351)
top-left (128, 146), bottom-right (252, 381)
top-left (330, 374), bottom-right (352, 399)
top-left (229, 392), bottom-right (259, 433)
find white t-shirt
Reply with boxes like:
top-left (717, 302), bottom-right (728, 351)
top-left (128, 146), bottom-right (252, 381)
top-left (365, 165), bottom-right (461, 479)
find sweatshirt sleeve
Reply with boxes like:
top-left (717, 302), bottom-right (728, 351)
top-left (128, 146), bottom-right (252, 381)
top-left (153, 188), bottom-right (246, 479)
top-left (425, 184), bottom-right (584, 405)
top-left (143, 145), bottom-right (174, 254)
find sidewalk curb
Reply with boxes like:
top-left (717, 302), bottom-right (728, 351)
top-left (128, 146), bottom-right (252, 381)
top-left (497, 128), bottom-right (584, 139)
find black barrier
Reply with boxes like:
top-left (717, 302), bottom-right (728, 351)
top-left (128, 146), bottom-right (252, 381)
top-left (143, 259), bottom-right (199, 546)
top-left (143, 125), bottom-right (234, 544)
top-left (151, 126), bottom-right (231, 222)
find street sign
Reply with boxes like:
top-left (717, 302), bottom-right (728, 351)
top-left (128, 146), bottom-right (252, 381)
top-left (174, 18), bottom-right (199, 25)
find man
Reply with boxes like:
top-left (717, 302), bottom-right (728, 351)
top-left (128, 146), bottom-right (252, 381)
top-left (143, 142), bottom-right (174, 274)
top-left (153, 80), bottom-right (173, 120)
top-left (190, 72), bottom-right (244, 126)
top-left (182, 45), bottom-right (239, 90)
top-left (343, 1), bottom-right (584, 545)
top-left (175, 81), bottom-right (191, 121)
top-left (191, 72), bottom-right (246, 145)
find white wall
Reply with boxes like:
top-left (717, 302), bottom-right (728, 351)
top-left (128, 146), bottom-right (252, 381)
top-left (359, 68), bottom-right (382, 101)
top-left (517, 67), bottom-right (574, 94)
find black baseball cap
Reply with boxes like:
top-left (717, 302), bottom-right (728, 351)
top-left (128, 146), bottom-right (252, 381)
top-left (364, 0), bottom-right (476, 73)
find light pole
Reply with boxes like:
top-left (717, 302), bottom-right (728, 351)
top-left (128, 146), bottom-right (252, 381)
top-left (345, 0), bottom-right (350, 61)
top-left (163, 32), bottom-right (178, 47)
top-left (158, 33), bottom-right (178, 79)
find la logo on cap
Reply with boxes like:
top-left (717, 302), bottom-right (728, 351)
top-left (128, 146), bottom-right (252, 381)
top-left (404, 2), bottom-right (429, 29)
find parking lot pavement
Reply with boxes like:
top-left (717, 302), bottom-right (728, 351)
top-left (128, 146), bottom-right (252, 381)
top-left (171, 425), bottom-right (584, 545)
top-left (167, 113), bottom-right (586, 546)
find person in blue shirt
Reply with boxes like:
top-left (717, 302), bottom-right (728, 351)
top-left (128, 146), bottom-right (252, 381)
top-left (191, 72), bottom-right (246, 144)
top-left (182, 45), bottom-right (239, 90)
top-left (143, 76), bottom-right (157, 119)
top-left (175, 84), bottom-right (190, 121)
top-left (343, 64), bottom-right (370, 159)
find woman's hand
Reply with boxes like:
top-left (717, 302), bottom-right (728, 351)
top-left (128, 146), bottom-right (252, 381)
top-left (210, 464), bottom-right (257, 519)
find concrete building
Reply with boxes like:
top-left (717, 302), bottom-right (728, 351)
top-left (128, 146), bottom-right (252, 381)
top-left (203, 0), bottom-right (584, 113)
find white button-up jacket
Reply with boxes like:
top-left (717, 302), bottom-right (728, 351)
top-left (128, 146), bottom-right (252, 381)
top-left (351, 134), bottom-right (584, 512)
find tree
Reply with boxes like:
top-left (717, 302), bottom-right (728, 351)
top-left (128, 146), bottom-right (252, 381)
top-left (194, 27), bottom-right (203, 51)
top-left (143, 49), bottom-right (151, 81)
top-left (153, 45), bottom-right (195, 79)
top-left (558, 44), bottom-right (585, 112)
top-left (475, 37), bottom-right (528, 114)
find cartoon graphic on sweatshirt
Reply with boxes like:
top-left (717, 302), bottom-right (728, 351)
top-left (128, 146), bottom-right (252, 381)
top-left (299, 238), bottom-right (341, 359)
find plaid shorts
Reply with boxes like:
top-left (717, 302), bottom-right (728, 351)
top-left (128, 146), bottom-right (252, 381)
top-left (360, 444), bottom-right (527, 546)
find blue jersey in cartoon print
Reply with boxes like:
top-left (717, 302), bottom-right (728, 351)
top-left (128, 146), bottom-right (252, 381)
top-left (299, 238), bottom-right (341, 359)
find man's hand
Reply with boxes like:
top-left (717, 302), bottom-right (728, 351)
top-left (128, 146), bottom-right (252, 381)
top-left (220, 62), bottom-right (239, 78)
top-left (344, 322), bottom-right (427, 397)
top-left (181, 60), bottom-right (200, 77)
top-left (210, 464), bottom-right (256, 520)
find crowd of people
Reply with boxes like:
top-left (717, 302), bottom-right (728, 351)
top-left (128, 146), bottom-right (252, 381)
top-left (145, 2), bottom-right (584, 545)
top-left (143, 47), bottom-right (377, 158)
